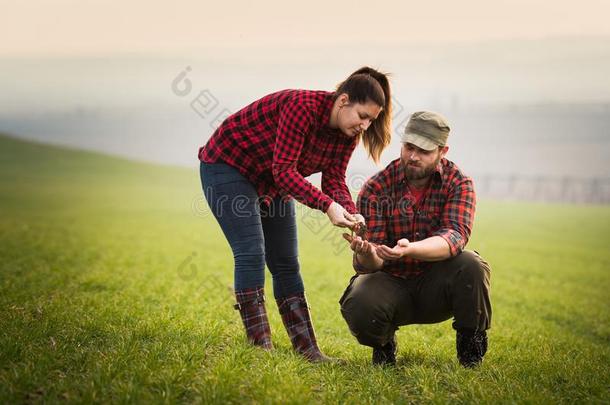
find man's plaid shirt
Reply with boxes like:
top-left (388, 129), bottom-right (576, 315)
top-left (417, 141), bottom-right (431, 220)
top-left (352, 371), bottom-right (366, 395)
top-left (355, 158), bottom-right (476, 277)
top-left (199, 89), bottom-right (358, 213)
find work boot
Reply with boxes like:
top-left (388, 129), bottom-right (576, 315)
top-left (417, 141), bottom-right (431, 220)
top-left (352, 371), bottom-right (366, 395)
top-left (372, 335), bottom-right (397, 366)
top-left (234, 287), bottom-right (273, 349)
top-left (456, 329), bottom-right (487, 368)
top-left (276, 292), bottom-right (338, 363)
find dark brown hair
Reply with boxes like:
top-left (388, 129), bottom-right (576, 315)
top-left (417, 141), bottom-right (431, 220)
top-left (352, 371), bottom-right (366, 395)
top-left (335, 66), bottom-right (392, 163)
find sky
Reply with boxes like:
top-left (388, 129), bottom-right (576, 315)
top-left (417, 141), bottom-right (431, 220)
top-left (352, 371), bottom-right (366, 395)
top-left (0, 0), bottom-right (609, 186)
top-left (2, 0), bottom-right (610, 109)
top-left (1, 0), bottom-right (610, 56)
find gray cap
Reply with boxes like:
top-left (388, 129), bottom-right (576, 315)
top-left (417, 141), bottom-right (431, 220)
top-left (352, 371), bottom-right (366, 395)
top-left (401, 111), bottom-right (450, 151)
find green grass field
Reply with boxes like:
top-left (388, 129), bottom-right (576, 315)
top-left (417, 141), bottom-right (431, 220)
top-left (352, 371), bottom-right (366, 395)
top-left (1, 134), bottom-right (609, 404)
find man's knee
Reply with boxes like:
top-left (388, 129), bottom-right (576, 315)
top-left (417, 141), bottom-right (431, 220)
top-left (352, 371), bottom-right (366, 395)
top-left (453, 250), bottom-right (491, 285)
top-left (339, 273), bottom-right (401, 347)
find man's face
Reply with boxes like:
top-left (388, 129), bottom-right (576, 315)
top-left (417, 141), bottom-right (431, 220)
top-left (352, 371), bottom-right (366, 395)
top-left (400, 142), bottom-right (448, 181)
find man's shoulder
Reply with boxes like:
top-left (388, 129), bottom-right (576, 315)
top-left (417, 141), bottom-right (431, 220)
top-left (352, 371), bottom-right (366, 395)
top-left (440, 158), bottom-right (473, 186)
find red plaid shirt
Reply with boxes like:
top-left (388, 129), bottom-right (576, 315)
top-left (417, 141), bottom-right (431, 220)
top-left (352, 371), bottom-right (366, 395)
top-left (355, 158), bottom-right (476, 277)
top-left (199, 90), bottom-right (357, 213)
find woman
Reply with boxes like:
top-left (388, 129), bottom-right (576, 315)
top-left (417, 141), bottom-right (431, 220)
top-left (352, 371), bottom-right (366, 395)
top-left (198, 66), bottom-right (392, 362)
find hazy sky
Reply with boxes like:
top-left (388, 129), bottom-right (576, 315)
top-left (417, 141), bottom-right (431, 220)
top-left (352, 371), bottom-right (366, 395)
top-left (2, 0), bottom-right (610, 56)
top-left (1, 0), bottom-right (608, 181)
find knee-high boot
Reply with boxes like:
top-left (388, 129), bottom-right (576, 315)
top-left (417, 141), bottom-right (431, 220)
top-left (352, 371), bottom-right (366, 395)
top-left (234, 287), bottom-right (273, 349)
top-left (276, 292), bottom-right (336, 362)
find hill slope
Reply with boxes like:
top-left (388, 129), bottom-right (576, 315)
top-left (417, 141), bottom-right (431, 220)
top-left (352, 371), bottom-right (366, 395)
top-left (0, 134), bottom-right (609, 403)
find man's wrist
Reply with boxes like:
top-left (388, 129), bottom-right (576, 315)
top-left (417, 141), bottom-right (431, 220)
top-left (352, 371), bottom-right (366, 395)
top-left (354, 251), bottom-right (380, 271)
top-left (354, 252), bottom-right (370, 267)
top-left (399, 240), bottom-right (418, 259)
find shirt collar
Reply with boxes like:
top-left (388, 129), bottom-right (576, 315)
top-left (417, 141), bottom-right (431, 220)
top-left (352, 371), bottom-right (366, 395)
top-left (435, 159), bottom-right (445, 178)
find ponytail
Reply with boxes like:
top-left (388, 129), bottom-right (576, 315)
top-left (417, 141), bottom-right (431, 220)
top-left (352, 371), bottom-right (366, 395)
top-left (335, 66), bottom-right (392, 164)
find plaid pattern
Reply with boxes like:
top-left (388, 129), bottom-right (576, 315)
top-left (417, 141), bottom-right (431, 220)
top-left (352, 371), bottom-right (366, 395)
top-left (276, 292), bottom-right (329, 362)
top-left (199, 90), bottom-right (358, 213)
top-left (356, 158), bottom-right (476, 277)
top-left (234, 287), bottom-right (273, 349)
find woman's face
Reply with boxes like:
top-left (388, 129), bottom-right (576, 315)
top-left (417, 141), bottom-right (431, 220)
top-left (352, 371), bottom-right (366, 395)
top-left (335, 94), bottom-right (383, 138)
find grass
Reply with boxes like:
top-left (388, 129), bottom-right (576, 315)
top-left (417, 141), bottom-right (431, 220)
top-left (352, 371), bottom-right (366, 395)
top-left (0, 133), bottom-right (609, 404)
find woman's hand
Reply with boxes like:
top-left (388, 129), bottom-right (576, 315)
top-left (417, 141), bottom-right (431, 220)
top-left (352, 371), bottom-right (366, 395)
top-left (352, 213), bottom-right (366, 234)
top-left (326, 202), bottom-right (357, 228)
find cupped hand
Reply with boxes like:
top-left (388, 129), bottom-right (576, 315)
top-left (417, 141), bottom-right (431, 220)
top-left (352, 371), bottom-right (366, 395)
top-left (342, 233), bottom-right (376, 255)
top-left (375, 239), bottom-right (410, 261)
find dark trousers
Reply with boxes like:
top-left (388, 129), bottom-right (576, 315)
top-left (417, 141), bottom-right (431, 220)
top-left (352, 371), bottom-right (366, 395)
top-left (339, 250), bottom-right (492, 348)
top-left (200, 161), bottom-right (304, 298)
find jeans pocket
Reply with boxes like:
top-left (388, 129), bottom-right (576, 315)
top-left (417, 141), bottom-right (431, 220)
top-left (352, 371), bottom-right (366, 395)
top-left (201, 162), bottom-right (242, 188)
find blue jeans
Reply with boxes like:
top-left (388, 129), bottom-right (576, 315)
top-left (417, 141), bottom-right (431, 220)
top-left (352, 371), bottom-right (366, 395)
top-left (200, 161), bottom-right (304, 298)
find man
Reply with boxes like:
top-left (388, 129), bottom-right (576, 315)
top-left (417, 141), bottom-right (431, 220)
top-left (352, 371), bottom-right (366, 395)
top-left (340, 111), bottom-right (492, 368)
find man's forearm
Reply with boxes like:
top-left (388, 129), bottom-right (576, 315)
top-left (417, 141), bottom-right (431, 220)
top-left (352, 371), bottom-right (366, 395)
top-left (404, 236), bottom-right (452, 261)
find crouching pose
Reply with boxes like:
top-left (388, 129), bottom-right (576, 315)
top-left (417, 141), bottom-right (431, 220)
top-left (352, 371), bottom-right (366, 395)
top-left (340, 111), bottom-right (492, 367)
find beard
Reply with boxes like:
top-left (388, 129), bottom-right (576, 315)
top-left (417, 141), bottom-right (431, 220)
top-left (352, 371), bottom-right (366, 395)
top-left (402, 155), bottom-right (441, 181)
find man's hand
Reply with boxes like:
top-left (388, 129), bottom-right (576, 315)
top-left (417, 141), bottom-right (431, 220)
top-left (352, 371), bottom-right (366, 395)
top-left (375, 239), bottom-right (410, 261)
top-left (342, 233), bottom-right (377, 255)
top-left (326, 202), bottom-right (357, 228)
top-left (342, 233), bottom-right (382, 274)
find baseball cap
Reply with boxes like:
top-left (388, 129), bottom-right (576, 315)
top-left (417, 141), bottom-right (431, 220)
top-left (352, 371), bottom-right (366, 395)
top-left (401, 111), bottom-right (450, 151)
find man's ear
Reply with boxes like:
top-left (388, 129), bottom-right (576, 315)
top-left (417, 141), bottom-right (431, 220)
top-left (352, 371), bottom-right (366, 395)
top-left (440, 145), bottom-right (449, 158)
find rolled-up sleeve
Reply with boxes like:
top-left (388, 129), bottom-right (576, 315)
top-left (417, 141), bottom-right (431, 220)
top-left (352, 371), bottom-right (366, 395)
top-left (433, 177), bottom-right (476, 256)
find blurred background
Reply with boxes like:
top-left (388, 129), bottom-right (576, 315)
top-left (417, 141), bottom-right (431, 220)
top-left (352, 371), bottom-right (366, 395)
top-left (1, 0), bottom-right (609, 203)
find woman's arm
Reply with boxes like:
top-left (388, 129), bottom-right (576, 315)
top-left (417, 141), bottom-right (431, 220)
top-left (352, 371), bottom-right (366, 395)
top-left (321, 140), bottom-right (358, 214)
top-left (271, 100), bottom-right (336, 213)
